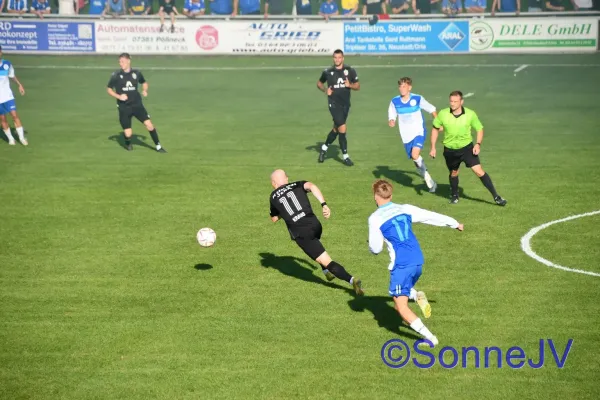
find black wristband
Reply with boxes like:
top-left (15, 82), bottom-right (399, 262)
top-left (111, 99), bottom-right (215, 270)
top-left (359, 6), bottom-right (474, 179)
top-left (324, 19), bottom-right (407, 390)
top-left (476, 142), bottom-right (481, 146)
top-left (321, 202), bottom-right (327, 207)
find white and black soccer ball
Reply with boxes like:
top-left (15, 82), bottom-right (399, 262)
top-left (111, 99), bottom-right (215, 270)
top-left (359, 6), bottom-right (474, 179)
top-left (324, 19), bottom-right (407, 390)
top-left (197, 228), bottom-right (216, 247)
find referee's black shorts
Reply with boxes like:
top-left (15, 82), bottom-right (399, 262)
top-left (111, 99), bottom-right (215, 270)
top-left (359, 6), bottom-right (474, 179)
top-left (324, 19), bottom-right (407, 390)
top-left (118, 103), bottom-right (150, 130)
top-left (443, 143), bottom-right (480, 171)
top-left (328, 102), bottom-right (350, 128)
top-left (292, 221), bottom-right (326, 261)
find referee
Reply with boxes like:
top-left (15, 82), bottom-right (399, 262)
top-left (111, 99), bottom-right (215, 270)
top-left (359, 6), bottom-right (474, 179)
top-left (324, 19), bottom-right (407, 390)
top-left (429, 91), bottom-right (506, 206)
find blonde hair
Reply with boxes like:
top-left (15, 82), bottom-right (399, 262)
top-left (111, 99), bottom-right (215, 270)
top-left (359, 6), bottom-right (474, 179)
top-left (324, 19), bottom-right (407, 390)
top-left (373, 179), bottom-right (393, 199)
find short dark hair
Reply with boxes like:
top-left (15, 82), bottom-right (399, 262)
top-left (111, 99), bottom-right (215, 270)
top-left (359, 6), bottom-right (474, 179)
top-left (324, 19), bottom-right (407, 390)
top-left (398, 77), bottom-right (412, 85)
top-left (333, 49), bottom-right (344, 56)
top-left (449, 90), bottom-right (463, 99)
top-left (118, 53), bottom-right (131, 60)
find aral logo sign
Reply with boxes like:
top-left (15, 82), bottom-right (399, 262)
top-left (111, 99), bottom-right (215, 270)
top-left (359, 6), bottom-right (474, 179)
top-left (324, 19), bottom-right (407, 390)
top-left (439, 23), bottom-right (465, 51)
top-left (469, 18), bottom-right (598, 53)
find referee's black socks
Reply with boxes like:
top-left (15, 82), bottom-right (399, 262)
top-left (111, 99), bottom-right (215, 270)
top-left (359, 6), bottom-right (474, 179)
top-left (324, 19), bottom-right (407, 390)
top-left (479, 173), bottom-right (499, 198)
top-left (123, 133), bottom-right (131, 146)
top-left (327, 261), bottom-right (353, 283)
top-left (449, 175), bottom-right (459, 196)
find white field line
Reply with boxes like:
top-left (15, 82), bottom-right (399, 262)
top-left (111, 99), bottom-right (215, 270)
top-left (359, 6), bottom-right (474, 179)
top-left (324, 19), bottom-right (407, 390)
top-left (514, 64), bottom-right (529, 73)
top-left (520, 210), bottom-right (600, 278)
top-left (16, 63), bottom-right (600, 72)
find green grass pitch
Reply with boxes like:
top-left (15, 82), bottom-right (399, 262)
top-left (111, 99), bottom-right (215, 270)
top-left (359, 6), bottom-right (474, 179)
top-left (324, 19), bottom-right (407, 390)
top-left (0, 53), bottom-right (599, 399)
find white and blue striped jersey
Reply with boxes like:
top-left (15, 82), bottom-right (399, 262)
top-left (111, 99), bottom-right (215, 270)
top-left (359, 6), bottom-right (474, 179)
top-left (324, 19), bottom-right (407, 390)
top-left (0, 60), bottom-right (16, 104)
top-left (388, 94), bottom-right (436, 144)
top-left (6, 0), bottom-right (28, 10)
top-left (368, 202), bottom-right (459, 270)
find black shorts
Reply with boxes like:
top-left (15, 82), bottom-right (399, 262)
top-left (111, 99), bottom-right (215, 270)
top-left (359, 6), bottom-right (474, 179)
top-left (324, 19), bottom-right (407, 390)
top-left (329, 103), bottom-right (350, 128)
top-left (118, 104), bottom-right (150, 130)
top-left (443, 143), bottom-right (480, 171)
top-left (292, 221), bottom-right (326, 261)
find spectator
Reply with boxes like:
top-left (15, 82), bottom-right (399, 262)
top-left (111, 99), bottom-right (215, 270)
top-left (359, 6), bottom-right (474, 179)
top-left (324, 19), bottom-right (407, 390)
top-left (412, 0), bottom-right (439, 14)
top-left (159, 0), bottom-right (178, 32)
top-left (2, 0), bottom-right (28, 14)
top-left (464, 0), bottom-right (485, 12)
top-left (491, 0), bottom-right (520, 15)
top-left (129, 0), bottom-right (150, 14)
top-left (264, 0), bottom-right (285, 16)
top-left (570, 0), bottom-right (592, 10)
top-left (103, 0), bottom-right (126, 17)
top-left (30, 0), bottom-right (50, 17)
top-left (319, 0), bottom-right (338, 17)
top-left (528, 0), bottom-right (542, 10)
top-left (89, 0), bottom-right (106, 14)
top-left (341, 0), bottom-right (359, 14)
top-left (545, 0), bottom-right (564, 8)
top-left (442, 0), bottom-right (462, 14)
top-left (183, 0), bottom-right (205, 16)
top-left (233, 0), bottom-right (261, 15)
top-left (210, 0), bottom-right (233, 14)
top-left (295, 0), bottom-right (312, 14)
top-left (389, 0), bottom-right (410, 13)
top-left (362, 0), bottom-right (386, 14)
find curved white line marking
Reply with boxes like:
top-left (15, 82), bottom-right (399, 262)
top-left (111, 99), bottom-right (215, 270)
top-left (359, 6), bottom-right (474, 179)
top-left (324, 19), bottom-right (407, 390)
top-left (521, 210), bottom-right (600, 277)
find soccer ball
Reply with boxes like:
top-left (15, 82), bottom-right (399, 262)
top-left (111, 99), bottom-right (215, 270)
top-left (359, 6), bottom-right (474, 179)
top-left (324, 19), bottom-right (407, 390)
top-left (197, 228), bottom-right (216, 247)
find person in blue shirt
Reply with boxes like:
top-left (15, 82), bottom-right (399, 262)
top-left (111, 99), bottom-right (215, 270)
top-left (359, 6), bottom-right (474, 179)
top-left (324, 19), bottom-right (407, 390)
top-left (103, 0), bottom-right (125, 17)
top-left (183, 0), bottom-right (205, 17)
top-left (210, 0), bottom-right (233, 14)
top-left (296, 0), bottom-right (312, 14)
top-left (368, 179), bottom-right (464, 346)
top-left (30, 0), bottom-right (50, 18)
top-left (464, 0), bottom-right (485, 12)
top-left (89, 0), bottom-right (106, 14)
top-left (3, 0), bottom-right (28, 14)
top-left (319, 0), bottom-right (339, 17)
top-left (233, 0), bottom-right (260, 15)
top-left (491, 0), bottom-right (520, 14)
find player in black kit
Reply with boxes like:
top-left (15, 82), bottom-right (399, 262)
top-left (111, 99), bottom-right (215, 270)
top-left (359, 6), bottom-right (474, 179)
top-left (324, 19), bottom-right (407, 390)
top-left (269, 169), bottom-right (364, 295)
top-left (106, 53), bottom-right (166, 152)
top-left (317, 49), bottom-right (360, 166)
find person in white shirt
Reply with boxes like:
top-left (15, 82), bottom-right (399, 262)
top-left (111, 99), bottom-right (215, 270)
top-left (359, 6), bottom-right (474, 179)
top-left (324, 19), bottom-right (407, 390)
top-left (388, 77), bottom-right (438, 193)
top-left (0, 46), bottom-right (27, 146)
top-left (570, 0), bottom-right (593, 10)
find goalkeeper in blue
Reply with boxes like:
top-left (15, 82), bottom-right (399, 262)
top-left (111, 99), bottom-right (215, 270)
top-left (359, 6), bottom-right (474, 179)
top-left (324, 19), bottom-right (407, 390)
top-left (388, 77), bottom-right (438, 192)
top-left (368, 179), bottom-right (464, 346)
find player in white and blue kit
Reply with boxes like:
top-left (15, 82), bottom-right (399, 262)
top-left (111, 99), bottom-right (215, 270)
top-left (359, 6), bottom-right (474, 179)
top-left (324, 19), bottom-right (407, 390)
top-left (368, 179), bottom-right (463, 346)
top-left (0, 46), bottom-right (27, 146)
top-left (388, 77), bottom-right (437, 193)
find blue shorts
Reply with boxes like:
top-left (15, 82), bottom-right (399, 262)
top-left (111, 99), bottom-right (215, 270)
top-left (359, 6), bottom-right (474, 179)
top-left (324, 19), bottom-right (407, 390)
top-left (389, 264), bottom-right (422, 297)
top-left (403, 134), bottom-right (425, 159)
top-left (0, 99), bottom-right (16, 115)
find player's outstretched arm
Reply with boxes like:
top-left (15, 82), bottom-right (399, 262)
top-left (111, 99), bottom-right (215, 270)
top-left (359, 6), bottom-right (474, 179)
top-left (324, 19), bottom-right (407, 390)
top-left (304, 182), bottom-right (330, 219)
top-left (405, 204), bottom-right (463, 230)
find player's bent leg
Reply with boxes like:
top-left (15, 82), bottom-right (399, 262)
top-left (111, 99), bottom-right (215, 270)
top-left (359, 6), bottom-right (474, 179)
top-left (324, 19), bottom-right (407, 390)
top-left (316, 251), bottom-right (363, 295)
top-left (10, 111), bottom-right (26, 146)
top-left (142, 117), bottom-right (166, 153)
top-left (393, 296), bottom-right (438, 346)
top-left (314, 251), bottom-right (335, 281)
top-left (0, 114), bottom-right (15, 145)
top-left (411, 146), bottom-right (436, 192)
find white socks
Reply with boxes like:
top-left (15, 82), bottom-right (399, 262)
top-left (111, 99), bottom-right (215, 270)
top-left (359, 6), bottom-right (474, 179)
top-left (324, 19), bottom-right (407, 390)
top-left (409, 288), bottom-right (418, 301)
top-left (342, 154), bottom-right (350, 160)
top-left (413, 156), bottom-right (427, 178)
top-left (321, 144), bottom-right (328, 151)
top-left (410, 318), bottom-right (435, 341)
top-left (16, 126), bottom-right (25, 141)
top-left (4, 128), bottom-right (14, 142)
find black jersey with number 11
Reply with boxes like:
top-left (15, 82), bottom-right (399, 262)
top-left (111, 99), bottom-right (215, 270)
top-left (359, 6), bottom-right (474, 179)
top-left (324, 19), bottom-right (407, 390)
top-left (269, 181), bottom-right (318, 236)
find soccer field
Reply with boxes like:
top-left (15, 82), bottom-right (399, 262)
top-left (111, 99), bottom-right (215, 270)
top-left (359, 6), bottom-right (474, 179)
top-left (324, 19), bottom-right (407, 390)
top-left (1, 53), bottom-right (599, 399)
